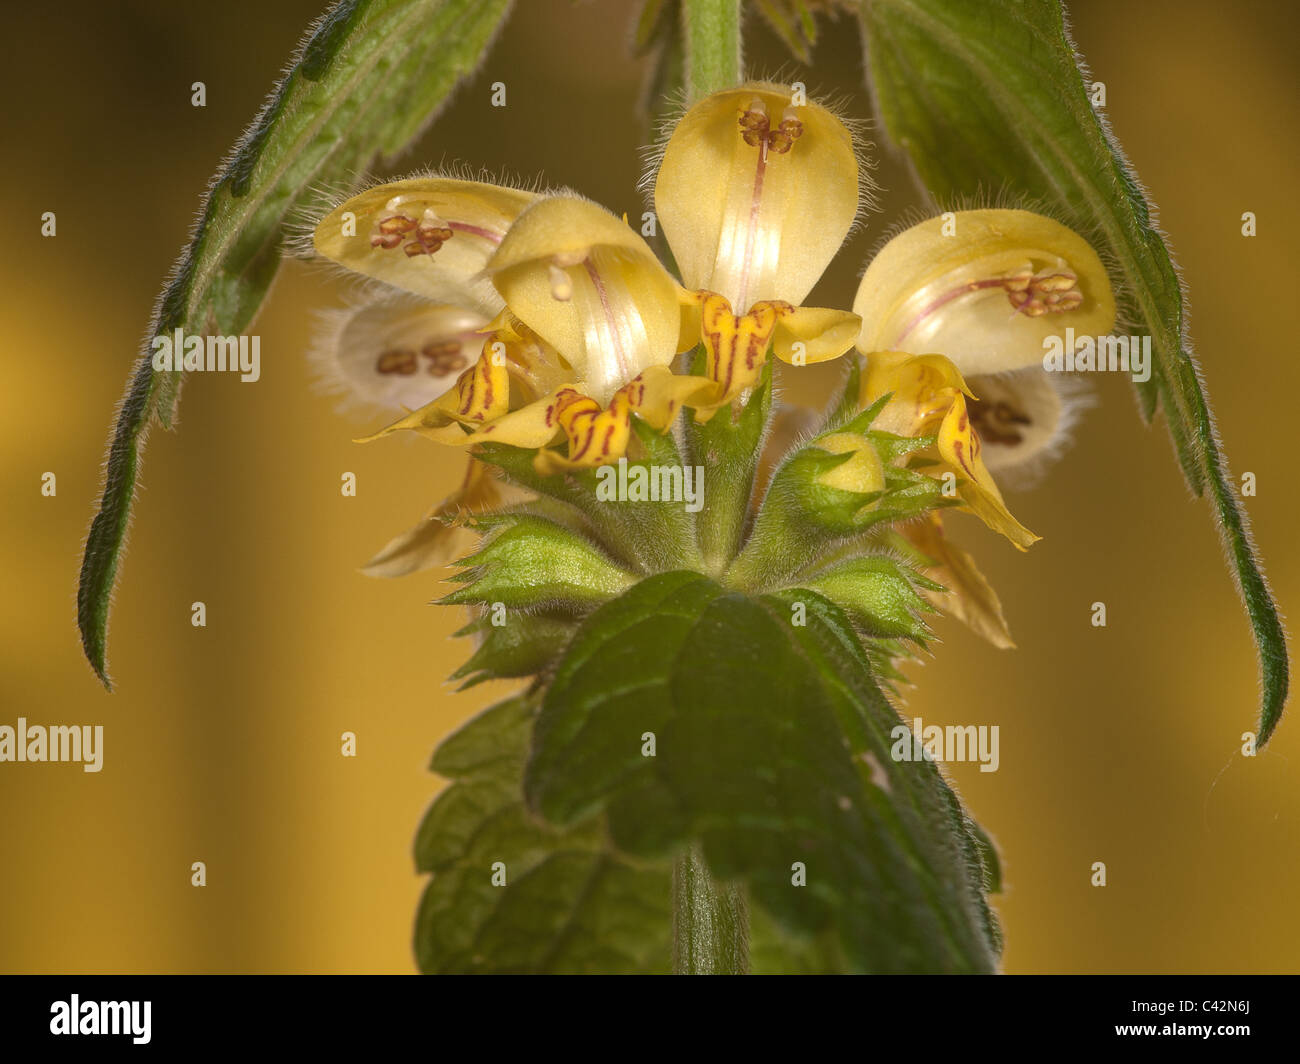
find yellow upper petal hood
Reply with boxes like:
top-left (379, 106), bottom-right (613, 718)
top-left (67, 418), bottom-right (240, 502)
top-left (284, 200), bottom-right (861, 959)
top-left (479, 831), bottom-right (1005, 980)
top-left (655, 83), bottom-right (859, 311)
top-left (854, 209), bottom-right (1116, 376)
top-left (314, 177), bottom-right (536, 311)
top-left (485, 196), bottom-right (687, 405)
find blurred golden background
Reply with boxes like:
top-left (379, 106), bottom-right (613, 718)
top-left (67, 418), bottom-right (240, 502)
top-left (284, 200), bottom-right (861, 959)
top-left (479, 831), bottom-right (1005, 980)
top-left (1, 0), bottom-right (1295, 973)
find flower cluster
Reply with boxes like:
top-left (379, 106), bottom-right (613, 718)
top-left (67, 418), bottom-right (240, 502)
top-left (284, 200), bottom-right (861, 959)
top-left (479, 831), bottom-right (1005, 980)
top-left (310, 82), bottom-right (1115, 647)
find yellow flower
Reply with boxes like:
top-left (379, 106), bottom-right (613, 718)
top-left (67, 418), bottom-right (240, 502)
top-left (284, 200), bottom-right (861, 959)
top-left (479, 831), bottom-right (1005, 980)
top-left (845, 210), bottom-right (1115, 638)
top-left (684, 291), bottom-right (862, 420)
top-left (657, 84), bottom-right (863, 417)
top-left (855, 208), bottom-right (1115, 481)
top-left (310, 176), bottom-right (545, 573)
top-left (855, 209), bottom-right (1114, 374)
top-left (314, 175), bottom-right (536, 311)
top-left (484, 196), bottom-right (687, 404)
top-left (656, 84), bottom-right (860, 311)
top-left (314, 83), bottom-right (867, 485)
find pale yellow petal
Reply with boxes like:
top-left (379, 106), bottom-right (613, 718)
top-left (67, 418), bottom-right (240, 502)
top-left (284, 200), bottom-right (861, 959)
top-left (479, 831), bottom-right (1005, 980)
top-left (771, 306), bottom-right (861, 365)
top-left (854, 209), bottom-right (1116, 375)
top-left (353, 403), bottom-right (470, 445)
top-left (937, 396), bottom-right (1039, 550)
top-left (486, 197), bottom-right (685, 404)
top-left (355, 346), bottom-right (510, 444)
top-left (460, 391), bottom-right (569, 449)
top-left (533, 393), bottom-right (633, 473)
top-left (619, 365), bottom-right (715, 431)
top-left (314, 177), bottom-right (535, 310)
top-left (656, 83), bottom-right (859, 310)
top-left (860, 351), bottom-right (973, 437)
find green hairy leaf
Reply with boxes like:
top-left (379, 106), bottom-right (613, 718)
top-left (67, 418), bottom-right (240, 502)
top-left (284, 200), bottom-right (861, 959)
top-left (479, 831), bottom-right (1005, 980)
top-left (858, 0), bottom-right (1288, 741)
top-left (77, 0), bottom-right (513, 688)
top-left (415, 695), bottom-right (673, 973)
top-left (525, 572), bottom-right (1000, 973)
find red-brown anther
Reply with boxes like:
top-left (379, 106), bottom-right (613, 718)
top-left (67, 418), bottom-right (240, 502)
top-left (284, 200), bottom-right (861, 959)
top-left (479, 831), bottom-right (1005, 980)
top-left (1032, 272), bottom-right (1078, 293)
top-left (1045, 290), bottom-right (1084, 310)
top-left (370, 233), bottom-right (403, 249)
top-left (377, 215), bottom-right (418, 235)
top-left (767, 118), bottom-right (804, 154)
top-left (421, 340), bottom-right (468, 376)
top-left (417, 224), bottom-right (454, 246)
top-left (968, 397), bottom-right (1031, 446)
top-left (739, 110), bottom-right (769, 148)
top-left (1000, 268), bottom-right (1083, 316)
top-left (737, 105), bottom-right (804, 154)
top-left (376, 348), bottom-right (419, 375)
top-left (403, 241), bottom-right (429, 257)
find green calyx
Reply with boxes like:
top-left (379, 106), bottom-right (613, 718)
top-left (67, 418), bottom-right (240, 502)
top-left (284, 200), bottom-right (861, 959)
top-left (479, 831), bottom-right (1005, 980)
top-left (443, 361), bottom-right (960, 689)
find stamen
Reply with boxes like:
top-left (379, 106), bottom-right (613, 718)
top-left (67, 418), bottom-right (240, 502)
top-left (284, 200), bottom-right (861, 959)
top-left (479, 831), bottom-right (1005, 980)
top-left (768, 107), bottom-right (804, 155)
top-left (420, 340), bottom-right (467, 376)
top-left (377, 215), bottom-right (417, 235)
top-left (370, 207), bottom-right (454, 256)
top-left (968, 396), bottom-right (1031, 446)
top-left (737, 100), bottom-right (804, 155)
top-left (738, 99), bottom-right (770, 149)
top-left (896, 264), bottom-right (1087, 342)
top-left (731, 98), bottom-right (807, 310)
top-left (375, 348), bottom-right (418, 376)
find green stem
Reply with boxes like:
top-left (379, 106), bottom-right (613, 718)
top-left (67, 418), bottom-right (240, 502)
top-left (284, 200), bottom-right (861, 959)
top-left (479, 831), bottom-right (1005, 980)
top-left (682, 0), bottom-right (742, 100)
top-left (672, 843), bottom-right (749, 973)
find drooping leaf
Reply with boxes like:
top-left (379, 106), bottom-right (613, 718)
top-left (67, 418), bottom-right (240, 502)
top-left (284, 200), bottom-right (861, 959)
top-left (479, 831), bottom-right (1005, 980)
top-left (857, 0), bottom-right (1287, 741)
top-left (78, 0), bottom-right (514, 687)
top-left (415, 694), bottom-right (673, 973)
top-left (526, 571), bottom-right (1000, 973)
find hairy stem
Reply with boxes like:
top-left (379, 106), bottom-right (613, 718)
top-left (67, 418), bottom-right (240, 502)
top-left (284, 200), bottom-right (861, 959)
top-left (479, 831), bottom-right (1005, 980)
top-left (671, 843), bottom-right (749, 973)
top-left (682, 0), bottom-right (742, 101)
